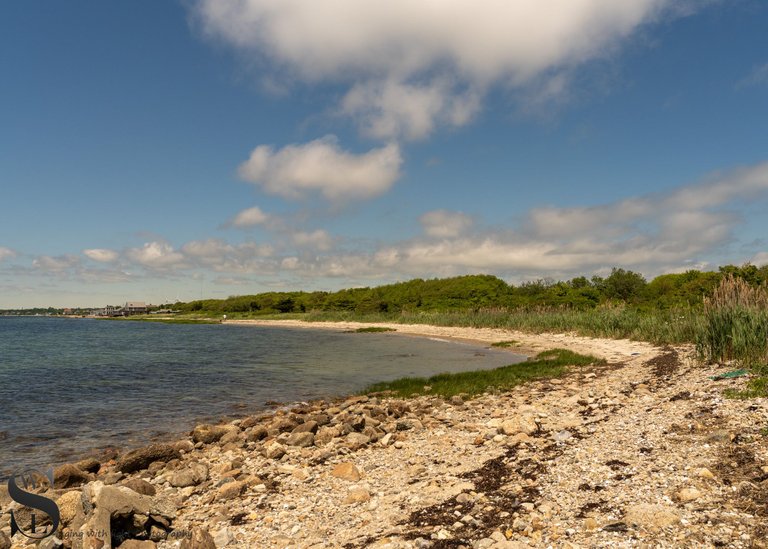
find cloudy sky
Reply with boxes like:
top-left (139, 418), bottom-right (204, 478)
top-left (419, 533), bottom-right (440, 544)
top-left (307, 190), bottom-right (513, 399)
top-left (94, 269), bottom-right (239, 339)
top-left (2, 1), bottom-right (768, 307)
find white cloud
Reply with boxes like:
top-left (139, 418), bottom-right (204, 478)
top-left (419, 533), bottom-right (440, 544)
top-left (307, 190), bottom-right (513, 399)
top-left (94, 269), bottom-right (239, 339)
top-left (195, 0), bottom-right (676, 139)
top-left (32, 255), bottom-right (81, 272)
top-left (126, 241), bottom-right (186, 269)
top-left (737, 62), bottom-right (768, 89)
top-left (0, 247), bottom-right (15, 262)
top-left (238, 136), bottom-right (402, 201)
top-left (752, 252), bottom-right (768, 266)
top-left (292, 229), bottom-right (333, 251)
top-left (231, 206), bottom-right (270, 227)
top-left (83, 248), bottom-right (119, 263)
top-left (253, 161), bottom-right (768, 281)
top-left (420, 210), bottom-right (473, 238)
top-left (341, 79), bottom-right (481, 140)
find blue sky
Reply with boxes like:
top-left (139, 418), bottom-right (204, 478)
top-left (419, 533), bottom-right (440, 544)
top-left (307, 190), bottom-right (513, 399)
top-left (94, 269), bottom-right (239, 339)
top-left (2, 1), bottom-right (768, 308)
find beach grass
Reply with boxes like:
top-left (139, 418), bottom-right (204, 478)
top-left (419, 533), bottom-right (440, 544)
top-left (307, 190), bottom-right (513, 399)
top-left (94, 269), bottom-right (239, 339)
top-left (346, 326), bottom-right (396, 333)
top-left (362, 348), bottom-right (604, 399)
top-left (491, 340), bottom-right (519, 348)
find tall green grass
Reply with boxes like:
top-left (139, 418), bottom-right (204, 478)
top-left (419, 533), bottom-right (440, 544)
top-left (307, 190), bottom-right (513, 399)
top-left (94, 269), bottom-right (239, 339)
top-left (696, 274), bottom-right (768, 369)
top-left (304, 305), bottom-right (702, 345)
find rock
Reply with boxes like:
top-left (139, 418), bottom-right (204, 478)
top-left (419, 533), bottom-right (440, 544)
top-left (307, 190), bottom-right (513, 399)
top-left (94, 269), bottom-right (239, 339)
top-left (178, 528), bottom-right (217, 549)
top-left (286, 431), bottom-right (315, 447)
top-left (116, 444), bottom-right (181, 473)
top-left (450, 395), bottom-right (465, 406)
top-left (584, 517), bottom-right (598, 531)
top-left (500, 414), bottom-right (537, 436)
top-left (57, 490), bottom-right (84, 525)
top-left (314, 426), bottom-right (338, 446)
top-left (344, 487), bottom-right (371, 504)
top-left (246, 426), bottom-right (269, 442)
top-left (379, 433), bottom-right (393, 446)
top-left (0, 531), bottom-right (9, 549)
top-left (292, 420), bottom-right (319, 434)
top-left (118, 541), bottom-right (156, 549)
top-left (54, 463), bottom-right (93, 488)
top-left (624, 503), bottom-right (679, 532)
top-left (675, 487), bottom-right (702, 503)
top-left (169, 462), bottom-right (209, 487)
top-left (174, 440), bottom-right (195, 453)
top-left (76, 457), bottom-right (101, 473)
top-left (192, 424), bottom-right (231, 444)
top-left (213, 527), bottom-right (234, 547)
top-left (346, 432), bottom-right (371, 449)
top-left (697, 467), bottom-right (715, 480)
top-left (265, 442), bottom-right (286, 460)
top-left (217, 481), bottom-right (246, 501)
top-left (553, 430), bottom-right (573, 443)
top-left (122, 478), bottom-right (157, 496)
top-left (331, 462), bottom-right (361, 482)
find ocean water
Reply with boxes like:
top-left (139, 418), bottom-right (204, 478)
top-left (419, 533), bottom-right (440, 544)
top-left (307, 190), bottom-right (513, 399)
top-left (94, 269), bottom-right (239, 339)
top-left (0, 317), bottom-right (524, 478)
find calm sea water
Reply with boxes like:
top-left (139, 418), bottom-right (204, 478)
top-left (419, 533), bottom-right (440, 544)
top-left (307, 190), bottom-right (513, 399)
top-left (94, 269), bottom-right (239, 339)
top-left (0, 317), bottom-right (524, 478)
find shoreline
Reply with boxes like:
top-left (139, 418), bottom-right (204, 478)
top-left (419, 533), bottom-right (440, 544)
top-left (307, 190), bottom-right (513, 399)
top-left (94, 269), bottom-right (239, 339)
top-left (223, 318), bottom-right (656, 363)
top-left (3, 325), bottom-right (765, 548)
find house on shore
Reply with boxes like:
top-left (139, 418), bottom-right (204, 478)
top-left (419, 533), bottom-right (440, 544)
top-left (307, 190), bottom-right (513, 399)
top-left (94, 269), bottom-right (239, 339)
top-left (123, 302), bottom-right (148, 315)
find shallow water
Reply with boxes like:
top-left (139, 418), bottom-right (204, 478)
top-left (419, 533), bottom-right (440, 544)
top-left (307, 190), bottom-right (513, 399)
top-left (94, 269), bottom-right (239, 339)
top-left (0, 316), bottom-right (524, 478)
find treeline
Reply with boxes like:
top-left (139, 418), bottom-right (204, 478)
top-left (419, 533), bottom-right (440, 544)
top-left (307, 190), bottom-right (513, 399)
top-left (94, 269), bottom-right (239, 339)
top-left (172, 263), bottom-right (768, 316)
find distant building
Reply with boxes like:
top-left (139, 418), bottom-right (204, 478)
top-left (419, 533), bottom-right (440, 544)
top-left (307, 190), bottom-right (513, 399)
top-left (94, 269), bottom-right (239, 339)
top-left (124, 302), bottom-right (147, 315)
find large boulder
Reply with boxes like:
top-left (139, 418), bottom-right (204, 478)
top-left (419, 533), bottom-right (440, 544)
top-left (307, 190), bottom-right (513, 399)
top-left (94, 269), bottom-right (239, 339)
top-left (116, 444), bottom-right (181, 473)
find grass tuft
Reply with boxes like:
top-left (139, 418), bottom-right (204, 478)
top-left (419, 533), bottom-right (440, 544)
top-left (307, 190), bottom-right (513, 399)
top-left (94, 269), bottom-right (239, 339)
top-left (491, 340), bottom-right (518, 348)
top-left (362, 348), bottom-right (605, 399)
top-left (345, 326), bottom-right (396, 333)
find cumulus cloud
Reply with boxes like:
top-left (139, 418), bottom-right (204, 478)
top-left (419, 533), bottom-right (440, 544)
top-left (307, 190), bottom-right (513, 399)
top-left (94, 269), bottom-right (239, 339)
top-left (247, 161), bottom-right (768, 281)
top-left (238, 136), bottom-right (402, 201)
top-left (292, 229), bottom-right (333, 251)
top-left (230, 206), bottom-right (270, 227)
top-left (420, 210), bottom-right (473, 238)
top-left (195, 0), bottom-right (676, 139)
top-left (83, 248), bottom-right (119, 263)
top-left (32, 255), bottom-right (81, 272)
top-left (752, 251), bottom-right (768, 266)
top-left (0, 247), bottom-right (15, 262)
top-left (126, 241), bottom-right (186, 269)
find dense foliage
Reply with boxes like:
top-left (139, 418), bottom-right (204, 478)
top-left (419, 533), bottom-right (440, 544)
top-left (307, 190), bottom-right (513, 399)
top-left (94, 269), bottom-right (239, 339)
top-left (171, 264), bottom-right (768, 316)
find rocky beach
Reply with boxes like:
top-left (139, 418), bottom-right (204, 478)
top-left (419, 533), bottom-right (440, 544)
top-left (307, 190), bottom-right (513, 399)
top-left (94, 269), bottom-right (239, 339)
top-left (2, 322), bottom-right (767, 548)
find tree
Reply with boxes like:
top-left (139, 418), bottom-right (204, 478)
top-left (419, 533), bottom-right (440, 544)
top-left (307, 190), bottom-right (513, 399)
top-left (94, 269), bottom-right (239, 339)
top-left (603, 268), bottom-right (647, 302)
